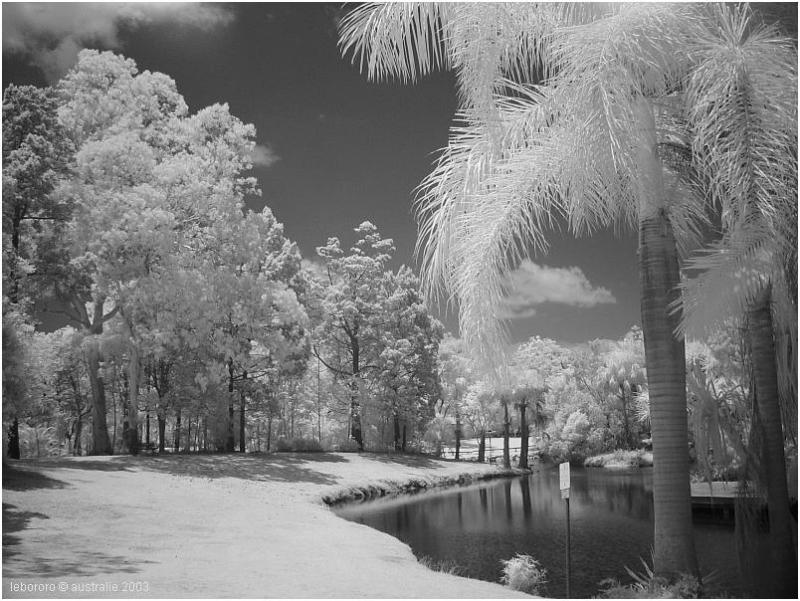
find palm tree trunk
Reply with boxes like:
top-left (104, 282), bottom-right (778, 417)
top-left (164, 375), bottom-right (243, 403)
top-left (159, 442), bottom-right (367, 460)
top-left (748, 286), bottom-right (796, 597)
top-left (502, 401), bottom-right (511, 469)
top-left (519, 402), bottom-right (529, 469)
top-left (634, 97), bottom-right (698, 578)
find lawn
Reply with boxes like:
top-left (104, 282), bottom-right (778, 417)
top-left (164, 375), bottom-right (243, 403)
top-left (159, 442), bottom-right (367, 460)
top-left (2, 453), bottom-right (530, 598)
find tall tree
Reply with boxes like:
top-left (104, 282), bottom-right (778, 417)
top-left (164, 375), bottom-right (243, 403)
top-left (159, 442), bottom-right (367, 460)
top-left (48, 50), bottom-right (272, 454)
top-left (311, 222), bottom-right (396, 450)
top-left (2, 84), bottom-right (74, 457)
top-left (676, 6), bottom-right (798, 596)
top-left (339, 3), bottom-right (716, 576)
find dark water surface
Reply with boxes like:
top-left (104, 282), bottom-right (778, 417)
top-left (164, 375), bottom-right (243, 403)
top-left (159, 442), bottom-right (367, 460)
top-left (335, 468), bottom-right (742, 598)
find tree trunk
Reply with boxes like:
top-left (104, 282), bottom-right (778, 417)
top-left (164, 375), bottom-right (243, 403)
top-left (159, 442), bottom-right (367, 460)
top-left (519, 402), bottom-right (529, 469)
top-left (174, 407), bottom-right (181, 453)
top-left (455, 407), bottom-right (462, 460)
top-left (502, 401), bottom-right (511, 469)
top-left (86, 336), bottom-right (112, 455)
top-left (239, 371), bottom-right (247, 453)
top-left (350, 335), bottom-right (364, 450)
top-left (634, 98), bottom-right (698, 578)
top-left (145, 409), bottom-right (150, 448)
top-left (7, 418), bottom-right (20, 459)
top-left (186, 415), bottom-right (192, 453)
top-left (748, 286), bottom-right (796, 598)
top-left (393, 412), bottom-right (401, 451)
top-left (478, 431), bottom-right (486, 463)
top-left (317, 357), bottom-right (323, 443)
top-left (226, 360), bottom-right (235, 452)
top-left (74, 417), bottom-right (83, 456)
top-left (349, 380), bottom-right (363, 450)
top-left (402, 424), bottom-right (407, 452)
top-left (620, 388), bottom-right (633, 449)
top-left (267, 414), bottom-right (273, 451)
top-left (125, 345), bottom-right (140, 455)
top-left (157, 412), bottom-right (166, 453)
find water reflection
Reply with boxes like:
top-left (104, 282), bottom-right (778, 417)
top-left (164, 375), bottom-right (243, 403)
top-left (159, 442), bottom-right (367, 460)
top-left (336, 468), bottom-right (741, 598)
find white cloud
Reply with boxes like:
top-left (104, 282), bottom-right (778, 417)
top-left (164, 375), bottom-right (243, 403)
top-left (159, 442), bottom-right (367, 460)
top-left (3, 3), bottom-right (235, 82)
top-left (250, 144), bottom-right (280, 168)
top-left (500, 260), bottom-right (616, 319)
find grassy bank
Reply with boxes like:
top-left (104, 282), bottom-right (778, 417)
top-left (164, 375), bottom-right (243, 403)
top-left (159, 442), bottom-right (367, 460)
top-left (2, 452), bottom-right (530, 599)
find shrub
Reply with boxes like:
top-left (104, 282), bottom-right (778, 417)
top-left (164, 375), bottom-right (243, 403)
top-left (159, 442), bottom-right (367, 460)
top-left (275, 436), bottom-right (323, 452)
top-left (418, 555), bottom-right (465, 576)
top-left (500, 554), bottom-right (548, 595)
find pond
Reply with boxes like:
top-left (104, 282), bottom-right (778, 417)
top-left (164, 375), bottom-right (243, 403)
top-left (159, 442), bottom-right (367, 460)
top-left (335, 467), bottom-right (745, 598)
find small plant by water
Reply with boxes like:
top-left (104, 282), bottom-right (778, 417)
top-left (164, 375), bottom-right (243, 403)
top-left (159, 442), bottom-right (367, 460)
top-left (597, 557), bottom-right (701, 598)
top-left (500, 553), bottom-right (548, 595)
top-left (418, 555), bottom-right (465, 576)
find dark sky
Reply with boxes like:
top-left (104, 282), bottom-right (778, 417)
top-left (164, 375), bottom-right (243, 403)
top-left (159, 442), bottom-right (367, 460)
top-left (3, 3), bottom-right (795, 344)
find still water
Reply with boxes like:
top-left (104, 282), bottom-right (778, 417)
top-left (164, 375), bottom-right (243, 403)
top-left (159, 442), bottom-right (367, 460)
top-left (335, 468), bottom-right (742, 598)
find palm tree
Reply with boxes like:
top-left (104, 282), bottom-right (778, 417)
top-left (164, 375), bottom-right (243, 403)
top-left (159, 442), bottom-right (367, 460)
top-left (341, 2), bottom-right (707, 577)
top-left (675, 6), bottom-right (797, 596)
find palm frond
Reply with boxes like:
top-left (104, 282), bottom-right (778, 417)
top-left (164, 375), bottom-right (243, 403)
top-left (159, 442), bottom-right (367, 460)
top-left (338, 3), bottom-right (452, 84)
top-left (545, 3), bottom-right (696, 160)
top-left (675, 222), bottom-right (775, 338)
top-left (685, 2), bottom-right (798, 228)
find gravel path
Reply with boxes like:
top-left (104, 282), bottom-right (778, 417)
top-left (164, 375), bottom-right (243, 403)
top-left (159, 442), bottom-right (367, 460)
top-left (2, 453), bottom-right (530, 598)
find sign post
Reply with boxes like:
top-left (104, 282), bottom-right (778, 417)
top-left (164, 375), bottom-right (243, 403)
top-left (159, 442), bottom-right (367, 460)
top-left (559, 462), bottom-right (571, 598)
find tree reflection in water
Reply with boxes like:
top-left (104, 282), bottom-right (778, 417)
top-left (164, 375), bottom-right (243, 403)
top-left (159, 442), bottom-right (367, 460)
top-left (336, 468), bottom-right (743, 598)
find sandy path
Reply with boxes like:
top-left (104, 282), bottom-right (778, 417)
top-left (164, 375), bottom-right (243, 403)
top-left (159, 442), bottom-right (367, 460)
top-left (2, 453), bottom-right (530, 598)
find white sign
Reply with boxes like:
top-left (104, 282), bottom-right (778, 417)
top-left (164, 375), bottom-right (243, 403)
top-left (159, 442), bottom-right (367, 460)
top-left (559, 462), bottom-right (570, 491)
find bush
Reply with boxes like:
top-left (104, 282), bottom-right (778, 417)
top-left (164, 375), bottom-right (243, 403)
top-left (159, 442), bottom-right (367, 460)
top-left (332, 438), bottom-right (361, 452)
top-left (275, 436), bottom-right (323, 452)
top-left (584, 449), bottom-right (653, 468)
top-left (500, 554), bottom-right (548, 595)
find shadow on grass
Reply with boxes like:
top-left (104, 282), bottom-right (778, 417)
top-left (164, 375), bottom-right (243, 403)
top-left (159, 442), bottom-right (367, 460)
top-left (2, 464), bottom-right (70, 491)
top-left (3, 502), bottom-right (157, 579)
top-left (139, 453), bottom-right (342, 485)
top-left (4, 550), bottom-right (155, 578)
top-left (14, 453), bottom-right (350, 486)
top-left (365, 452), bottom-right (443, 469)
top-left (3, 502), bottom-right (49, 562)
top-left (26, 457), bottom-right (135, 473)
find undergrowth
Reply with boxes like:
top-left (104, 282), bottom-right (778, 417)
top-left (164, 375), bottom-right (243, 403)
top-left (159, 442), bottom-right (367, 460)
top-left (597, 557), bottom-right (704, 598)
